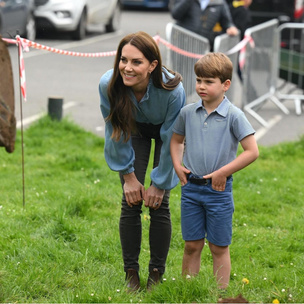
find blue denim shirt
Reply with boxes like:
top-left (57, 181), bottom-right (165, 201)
top-left (99, 68), bottom-right (186, 190)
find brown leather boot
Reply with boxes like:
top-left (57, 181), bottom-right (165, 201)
top-left (125, 269), bottom-right (140, 292)
top-left (147, 268), bottom-right (162, 291)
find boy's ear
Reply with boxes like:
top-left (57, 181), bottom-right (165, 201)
top-left (223, 79), bottom-right (231, 92)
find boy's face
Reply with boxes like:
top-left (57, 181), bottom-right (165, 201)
top-left (195, 76), bottom-right (230, 104)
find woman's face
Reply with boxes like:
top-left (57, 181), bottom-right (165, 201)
top-left (119, 43), bottom-right (157, 92)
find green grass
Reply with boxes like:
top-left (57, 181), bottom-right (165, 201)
top-left (1, 116), bottom-right (304, 303)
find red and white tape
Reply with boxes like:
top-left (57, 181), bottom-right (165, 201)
top-left (2, 36), bottom-right (118, 101)
top-left (16, 36), bottom-right (27, 101)
top-left (2, 34), bottom-right (254, 102)
top-left (154, 35), bottom-right (203, 59)
top-left (22, 37), bottom-right (117, 57)
top-left (237, 35), bottom-right (255, 71)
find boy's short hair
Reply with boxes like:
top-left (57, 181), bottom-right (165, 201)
top-left (194, 52), bottom-right (233, 83)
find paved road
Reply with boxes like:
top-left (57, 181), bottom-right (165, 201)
top-left (240, 80), bottom-right (304, 147)
top-left (10, 8), bottom-right (173, 140)
top-left (8, 9), bottom-right (304, 147)
top-left (247, 101), bottom-right (304, 146)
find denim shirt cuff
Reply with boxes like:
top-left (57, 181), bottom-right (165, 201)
top-left (120, 167), bottom-right (135, 176)
top-left (151, 181), bottom-right (163, 190)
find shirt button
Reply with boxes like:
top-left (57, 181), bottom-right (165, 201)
top-left (204, 122), bottom-right (208, 126)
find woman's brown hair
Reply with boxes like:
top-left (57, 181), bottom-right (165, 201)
top-left (106, 31), bottom-right (182, 142)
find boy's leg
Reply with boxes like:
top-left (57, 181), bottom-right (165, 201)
top-left (208, 242), bottom-right (231, 289)
top-left (181, 180), bottom-right (206, 277)
top-left (182, 239), bottom-right (205, 276)
top-left (203, 178), bottom-right (234, 288)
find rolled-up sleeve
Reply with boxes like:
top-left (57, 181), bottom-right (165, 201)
top-left (150, 84), bottom-right (186, 190)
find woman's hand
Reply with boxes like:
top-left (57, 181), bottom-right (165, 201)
top-left (144, 185), bottom-right (165, 210)
top-left (123, 172), bottom-right (145, 207)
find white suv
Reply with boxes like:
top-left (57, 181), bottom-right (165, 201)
top-left (34, 0), bottom-right (121, 40)
top-left (0, 0), bottom-right (36, 41)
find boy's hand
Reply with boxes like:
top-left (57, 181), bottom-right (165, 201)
top-left (203, 171), bottom-right (227, 192)
top-left (176, 166), bottom-right (191, 186)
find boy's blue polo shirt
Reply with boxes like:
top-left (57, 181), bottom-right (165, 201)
top-left (172, 97), bottom-right (255, 177)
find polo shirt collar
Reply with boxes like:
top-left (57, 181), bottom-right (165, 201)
top-left (196, 96), bottom-right (230, 117)
top-left (216, 97), bottom-right (230, 117)
top-left (195, 99), bottom-right (204, 111)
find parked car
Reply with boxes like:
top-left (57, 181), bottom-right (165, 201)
top-left (121, 0), bottom-right (169, 9)
top-left (249, 0), bottom-right (304, 89)
top-left (34, 0), bottom-right (121, 40)
top-left (249, 0), bottom-right (304, 49)
top-left (249, 0), bottom-right (304, 25)
top-left (0, 0), bottom-right (36, 40)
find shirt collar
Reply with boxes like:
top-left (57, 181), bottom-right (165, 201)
top-left (196, 96), bottom-right (230, 117)
top-left (130, 77), bottom-right (152, 103)
top-left (143, 77), bottom-right (152, 101)
top-left (200, 0), bottom-right (210, 10)
top-left (216, 97), bottom-right (230, 117)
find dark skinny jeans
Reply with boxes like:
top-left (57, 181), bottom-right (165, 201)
top-left (119, 122), bottom-right (171, 275)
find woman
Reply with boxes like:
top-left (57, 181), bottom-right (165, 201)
top-left (98, 31), bottom-right (185, 291)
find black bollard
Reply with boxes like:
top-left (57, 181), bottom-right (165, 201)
top-left (48, 97), bottom-right (63, 121)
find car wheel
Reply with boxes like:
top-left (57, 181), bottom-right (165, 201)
top-left (105, 2), bottom-right (121, 33)
top-left (72, 10), bottom-right (87, 40)
top-left (25, 14), bottom-right (36, 41)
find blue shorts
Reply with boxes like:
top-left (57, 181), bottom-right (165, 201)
top-left (181, 176), bottom-right (234, 246)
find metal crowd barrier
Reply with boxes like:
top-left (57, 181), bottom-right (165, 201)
top-left (275, 23), bottom-right (304, 115)
top-left (165, 19), bottom-right (303, 126)
top-left (242, 19), bottom-right (290, 127)
top-left (213, 32), bottom-right (241, 103)
top-left (165, 23), bottom-right (210, 104)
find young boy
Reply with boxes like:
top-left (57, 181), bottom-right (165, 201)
top-left (170, 53), bottom-right (259, 289)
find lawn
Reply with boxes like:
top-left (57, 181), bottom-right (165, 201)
top-left (0, 116), bottom-right (303, 303)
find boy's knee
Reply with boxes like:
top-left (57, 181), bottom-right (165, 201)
top-left (208, 242), bottom-right (229, 256)
top-left (184, 240), bottom-right (204, 255)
